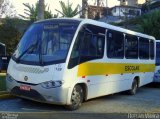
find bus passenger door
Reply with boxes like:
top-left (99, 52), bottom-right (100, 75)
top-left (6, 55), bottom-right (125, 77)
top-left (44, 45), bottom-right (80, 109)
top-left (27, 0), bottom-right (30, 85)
top-left (78, 32), bottom-right (106, 99)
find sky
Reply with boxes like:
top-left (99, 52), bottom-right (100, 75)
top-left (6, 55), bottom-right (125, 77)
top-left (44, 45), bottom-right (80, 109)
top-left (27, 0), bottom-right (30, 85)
top-left (10, 0), bottom-right (120, 17)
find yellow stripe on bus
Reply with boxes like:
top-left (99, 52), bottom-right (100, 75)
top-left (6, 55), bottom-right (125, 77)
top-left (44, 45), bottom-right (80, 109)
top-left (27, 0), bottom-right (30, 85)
top-left (77, 63), bottom-right (155, 77)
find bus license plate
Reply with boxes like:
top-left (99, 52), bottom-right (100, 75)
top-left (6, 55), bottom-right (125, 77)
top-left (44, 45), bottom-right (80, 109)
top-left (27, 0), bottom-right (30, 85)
top-left (20, 85), bottom-right (31, 91)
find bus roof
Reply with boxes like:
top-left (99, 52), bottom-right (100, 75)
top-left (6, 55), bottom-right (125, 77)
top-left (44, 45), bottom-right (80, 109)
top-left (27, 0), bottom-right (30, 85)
top-left (35, 18), bottom-right (155, 40)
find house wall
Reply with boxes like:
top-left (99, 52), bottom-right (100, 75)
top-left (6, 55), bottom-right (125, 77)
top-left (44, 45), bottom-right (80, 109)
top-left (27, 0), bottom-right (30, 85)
top-left (128, 0), bottom-right (137, 6)
top-left (111, 7), bottom-right (141, 17)
top-left (119, 0), bottom-right (145, 6)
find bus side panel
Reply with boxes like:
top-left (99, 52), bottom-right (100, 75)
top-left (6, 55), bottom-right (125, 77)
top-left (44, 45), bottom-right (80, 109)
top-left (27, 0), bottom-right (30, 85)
top-left (153, 66), bottom-right (160, 82)
top-left (154, 41), bottom-right (160, 82)
top-left (86, 74), bottom-right (133, 99)
top-left (139, 72), bottom-right (154, 86)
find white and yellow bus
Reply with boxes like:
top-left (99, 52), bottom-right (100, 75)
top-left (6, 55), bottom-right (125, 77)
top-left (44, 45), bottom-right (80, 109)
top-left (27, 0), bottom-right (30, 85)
top-left (6, 18), bottom-right (155, 110)
top-left (153, 40), bottom-right (160, 82)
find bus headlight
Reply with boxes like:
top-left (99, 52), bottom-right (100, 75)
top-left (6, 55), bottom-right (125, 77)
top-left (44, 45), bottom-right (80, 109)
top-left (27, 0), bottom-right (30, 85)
top-left (6, 74), bottom-right (14, 82)
top-left (40, 80), bottom-right (63, 89)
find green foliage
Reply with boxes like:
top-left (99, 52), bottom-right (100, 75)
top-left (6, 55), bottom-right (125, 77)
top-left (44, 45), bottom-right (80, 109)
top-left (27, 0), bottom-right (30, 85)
top-left (19, 2), bottom-right (57, 22)
top-left (138, 10), bottom-right (160, 39)
top-left (0, 18), bottom-right (22, 55)
top-left (112, 10), bottom-right (160, 39)
top-left (0, 76), bottom-right (6, 91)
top-left (56, 1), bottom-right (79, 17)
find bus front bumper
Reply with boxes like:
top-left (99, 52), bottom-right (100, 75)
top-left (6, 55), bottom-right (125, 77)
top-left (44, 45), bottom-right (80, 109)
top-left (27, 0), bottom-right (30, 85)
top-left (6, 76), bottom-right (70, 105)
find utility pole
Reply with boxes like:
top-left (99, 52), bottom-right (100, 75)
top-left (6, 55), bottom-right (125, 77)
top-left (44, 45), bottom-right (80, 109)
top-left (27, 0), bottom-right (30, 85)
top-left (106, 0), bottom-right (108, 7)
top-left (38, 0), bottom-right (44, 20)
top-left (97, 0), bottom-right (100, 6)
top-left (81, 0), bottom-right (88, 18)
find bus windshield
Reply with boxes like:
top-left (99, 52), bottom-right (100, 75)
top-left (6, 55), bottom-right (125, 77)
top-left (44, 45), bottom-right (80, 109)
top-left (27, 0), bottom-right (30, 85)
top-left (12, 21), bottom-right (79, 65)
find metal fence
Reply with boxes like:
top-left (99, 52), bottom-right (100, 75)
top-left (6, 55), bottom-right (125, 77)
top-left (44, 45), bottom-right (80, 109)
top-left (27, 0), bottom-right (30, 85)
top-left (0, 56), bottom-right (10, 73)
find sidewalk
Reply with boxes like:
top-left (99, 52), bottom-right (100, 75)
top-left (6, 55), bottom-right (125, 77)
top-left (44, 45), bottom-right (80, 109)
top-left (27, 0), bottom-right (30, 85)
top-left (0, 73), bottom-right (15, 99)
top-left (0, 91), bottom-right (15, 99)
top-left (0, 73), bottom-right (6, 76)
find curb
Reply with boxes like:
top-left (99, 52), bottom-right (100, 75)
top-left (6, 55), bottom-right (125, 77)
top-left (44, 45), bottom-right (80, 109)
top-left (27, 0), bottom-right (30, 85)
top-left (0, 92), bottom-right (15, 99)
top-left (0, 73), bottom-right (6, 76)
top-left (0, 91), bottom-right (8, 95)
top-left (0, 94), bottom-right (15, 99)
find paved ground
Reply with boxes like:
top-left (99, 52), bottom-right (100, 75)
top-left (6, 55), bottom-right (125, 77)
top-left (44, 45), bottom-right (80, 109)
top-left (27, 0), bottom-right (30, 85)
top-left (0, 83), bottom-right (160, 119)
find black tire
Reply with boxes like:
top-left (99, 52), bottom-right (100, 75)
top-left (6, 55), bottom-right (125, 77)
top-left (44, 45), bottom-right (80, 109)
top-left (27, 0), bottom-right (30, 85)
top-left (128, 79), bottom-right (138, 95)
top-left (66, 85), bottom-right (83, 110)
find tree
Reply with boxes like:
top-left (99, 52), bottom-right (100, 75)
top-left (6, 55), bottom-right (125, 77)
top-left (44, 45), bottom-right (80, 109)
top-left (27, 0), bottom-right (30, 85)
top-left (142, 0), bottom-right (151, 13)
top-left (38, 0), bottom-right (44, 20)
top-left (0, 0), bottom-right (16, 18)
top-left (0, 18), bottom-right (21, 55)
top-left (138, 10), bottom-right (160, 39)
top-left (145, 0), bottom-right (151, 12)
top-left (19, 2), bottom-right (56, 22)
top-left (55, 1), bottom-right (80, 17)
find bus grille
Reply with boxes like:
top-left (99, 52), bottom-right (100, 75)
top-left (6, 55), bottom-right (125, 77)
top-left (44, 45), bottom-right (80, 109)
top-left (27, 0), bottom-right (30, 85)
top-left (11, 86), bottom-right (46, 101)
top-left (14, 65), bottom-right (49, 74)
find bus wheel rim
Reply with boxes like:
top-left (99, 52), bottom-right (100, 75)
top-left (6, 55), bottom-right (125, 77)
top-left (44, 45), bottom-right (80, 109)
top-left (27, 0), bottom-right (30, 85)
top-left (71, 87), bottom-right (81, 106)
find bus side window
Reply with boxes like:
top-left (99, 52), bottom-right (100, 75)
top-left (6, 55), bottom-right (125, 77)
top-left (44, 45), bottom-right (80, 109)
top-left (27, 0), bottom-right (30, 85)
top-left (97, 36), bottom-right (105, 56)
top-left (139, 38), bottom-right (149, 59)
top-left (71, 32), bottom-right (84, 59)
top-left (156, 42), bottom-right (160, 66)
top-left (125, 35), bottom-right (138, 59)
top-left (79, 33), bottom-right (105, 63)
top-left (80, 33), bottom-right (92, 56)
top-left (150, 40), bottom-right (154, 60)
top-left (107, 30), bottom-right (124, 59)
top-left (68, 24), bottom-right (105, 69)
top-left (68, 31), bottom-right (85, 69)
top-left (80, 34), bottom-right (105, 57)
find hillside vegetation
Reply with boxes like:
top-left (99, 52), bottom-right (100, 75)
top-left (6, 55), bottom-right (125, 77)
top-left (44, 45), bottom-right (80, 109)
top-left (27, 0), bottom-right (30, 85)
top-left (112, 10), bottom-right (160, 39)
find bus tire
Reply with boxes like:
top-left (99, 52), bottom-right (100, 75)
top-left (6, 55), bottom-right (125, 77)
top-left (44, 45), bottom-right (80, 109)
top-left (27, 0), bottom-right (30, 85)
top-left (128, 79), bottom-right (138, 95)
top-left (66, 85), bottom-right (83, 110)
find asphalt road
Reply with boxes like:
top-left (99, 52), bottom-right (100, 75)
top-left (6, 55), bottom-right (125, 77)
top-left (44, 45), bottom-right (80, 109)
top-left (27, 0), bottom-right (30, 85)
top-left (0, 83), bottom-right (160, 119)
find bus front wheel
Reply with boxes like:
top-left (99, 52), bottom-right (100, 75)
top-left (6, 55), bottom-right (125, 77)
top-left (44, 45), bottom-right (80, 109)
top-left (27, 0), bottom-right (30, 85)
top-left (66, 85), bottom-right (83, 110)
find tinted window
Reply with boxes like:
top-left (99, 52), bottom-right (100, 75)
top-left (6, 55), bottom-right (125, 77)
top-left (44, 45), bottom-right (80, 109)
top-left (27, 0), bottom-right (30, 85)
top-left (125, 35), bottom-right (138, 59)
top-left (139, 38), bottom-right (149, 59)
top-left (68, 25), bottom-right (105, 69)
top-left (150, 40), bottom-right (154, 59)
top-left (80, 34), bottom-right (104, 57)
top-left (107, 30), bottom-right (124, 58)
top-left (156, 42), bottom-right (160, 65)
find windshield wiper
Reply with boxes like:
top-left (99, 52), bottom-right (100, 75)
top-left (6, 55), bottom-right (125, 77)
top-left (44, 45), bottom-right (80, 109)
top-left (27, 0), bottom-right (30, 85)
top-left (16, 43), bottom-right (37, 63)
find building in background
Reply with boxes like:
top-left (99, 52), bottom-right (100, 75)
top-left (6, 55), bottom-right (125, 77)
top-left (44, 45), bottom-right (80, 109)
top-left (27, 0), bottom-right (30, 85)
top-left (142, 0), bottom-right (160, 13)
top-left (88, 0), bottom-right (146, 23)
top-left (111, 5), bottom-right (141, 18)
top-left (88, 5), bottom-right (110, 19)
top-left (118, 0), bottom-right (145, 7)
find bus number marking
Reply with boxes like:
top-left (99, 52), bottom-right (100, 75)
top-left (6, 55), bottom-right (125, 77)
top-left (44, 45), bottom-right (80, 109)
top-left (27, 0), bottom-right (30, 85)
top-left (55, 64), bottom-right (62, 71)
